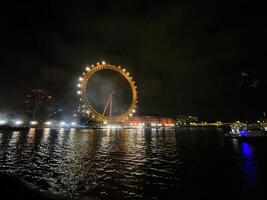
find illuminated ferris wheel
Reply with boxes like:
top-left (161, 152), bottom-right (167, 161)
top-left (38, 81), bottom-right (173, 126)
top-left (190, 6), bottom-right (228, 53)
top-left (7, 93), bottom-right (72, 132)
top-left (77, 61), bottom-right (138, 122)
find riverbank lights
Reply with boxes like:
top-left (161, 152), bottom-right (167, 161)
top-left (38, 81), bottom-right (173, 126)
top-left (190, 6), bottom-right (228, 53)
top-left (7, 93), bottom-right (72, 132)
top-left (30, 121), bottom-right (38, 125)
top-left (0, 120), bottom-right (7, 125)
top-left (60, 121), bottom-right (66, 126)
top-left (15, 120), bottom-right (23, 125)
top-left (44, 121), bottom-right (52, 126)
top-left (71, 122), bottom-right (77, 126)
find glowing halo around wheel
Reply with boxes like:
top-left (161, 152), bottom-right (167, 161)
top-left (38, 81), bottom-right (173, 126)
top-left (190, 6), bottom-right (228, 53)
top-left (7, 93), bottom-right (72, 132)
top-left (77, 61), bottom-right (138, 122)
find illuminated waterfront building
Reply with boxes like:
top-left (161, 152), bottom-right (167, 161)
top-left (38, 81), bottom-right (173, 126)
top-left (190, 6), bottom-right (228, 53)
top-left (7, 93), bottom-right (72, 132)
top-left (124, 116), bottom-right (175, 127)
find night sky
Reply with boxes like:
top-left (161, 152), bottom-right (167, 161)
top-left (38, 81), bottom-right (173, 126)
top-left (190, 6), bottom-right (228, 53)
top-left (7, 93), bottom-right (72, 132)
top-left (0, 0), bottom-right (266, 121)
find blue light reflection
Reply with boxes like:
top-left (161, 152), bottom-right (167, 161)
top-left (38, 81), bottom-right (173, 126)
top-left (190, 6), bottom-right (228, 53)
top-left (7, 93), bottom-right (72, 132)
top-left (241, 142), bottom-right (252, 156)
top-left (240, 129), bottom-right (248, 137)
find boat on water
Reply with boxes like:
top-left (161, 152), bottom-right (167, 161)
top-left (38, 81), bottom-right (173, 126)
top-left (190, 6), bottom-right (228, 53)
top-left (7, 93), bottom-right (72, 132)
top-left (225, 123), bottom-right (267, 141)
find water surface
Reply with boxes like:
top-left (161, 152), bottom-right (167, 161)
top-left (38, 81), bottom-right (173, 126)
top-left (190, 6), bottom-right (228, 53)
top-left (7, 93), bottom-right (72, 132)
top-left (0, 128), bottom-right (267, 199)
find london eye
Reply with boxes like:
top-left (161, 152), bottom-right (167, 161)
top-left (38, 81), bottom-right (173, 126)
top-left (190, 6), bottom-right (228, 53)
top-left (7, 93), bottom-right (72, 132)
top-left (77, 61), bottom-right (138, 123)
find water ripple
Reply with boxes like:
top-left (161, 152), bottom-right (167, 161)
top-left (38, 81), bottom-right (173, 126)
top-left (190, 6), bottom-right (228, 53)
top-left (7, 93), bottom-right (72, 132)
top-left (1, 128), bottom-right (267, 199)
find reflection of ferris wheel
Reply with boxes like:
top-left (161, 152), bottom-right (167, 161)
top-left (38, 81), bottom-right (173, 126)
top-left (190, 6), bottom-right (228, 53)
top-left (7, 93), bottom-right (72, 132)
top-left (77, 61), bottom-right (138, 122)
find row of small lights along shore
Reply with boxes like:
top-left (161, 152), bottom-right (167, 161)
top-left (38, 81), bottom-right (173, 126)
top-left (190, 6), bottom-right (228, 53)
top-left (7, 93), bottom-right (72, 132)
top-left (0, 120), bottom-right (77, 127)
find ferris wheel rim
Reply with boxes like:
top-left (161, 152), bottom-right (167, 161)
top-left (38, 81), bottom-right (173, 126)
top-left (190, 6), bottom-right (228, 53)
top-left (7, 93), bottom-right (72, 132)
top-left (77, 62), bottom-right (138, 122)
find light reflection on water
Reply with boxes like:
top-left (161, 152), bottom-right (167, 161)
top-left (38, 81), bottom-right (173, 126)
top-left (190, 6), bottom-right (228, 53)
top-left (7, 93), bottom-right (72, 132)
top-left (0, 128), bottom-right (267, 199)
top-left (232, 139), bottom-right (258, 182)
top-left (241, 142), bottom-right (256, 180)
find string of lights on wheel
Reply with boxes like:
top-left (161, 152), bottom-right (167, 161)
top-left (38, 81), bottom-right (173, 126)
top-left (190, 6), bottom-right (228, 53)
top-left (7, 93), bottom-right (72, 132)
top-left (77, 61), bottom-right (138, 123)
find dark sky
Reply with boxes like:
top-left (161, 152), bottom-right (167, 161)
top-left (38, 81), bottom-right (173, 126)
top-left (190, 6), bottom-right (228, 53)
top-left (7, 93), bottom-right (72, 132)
top-left (0, 0), bottom-right (266, 121)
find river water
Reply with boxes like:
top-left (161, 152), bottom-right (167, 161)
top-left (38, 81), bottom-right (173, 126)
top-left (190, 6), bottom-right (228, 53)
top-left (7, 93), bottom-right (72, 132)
top-left (0, 128), bottom-right (267, 199)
